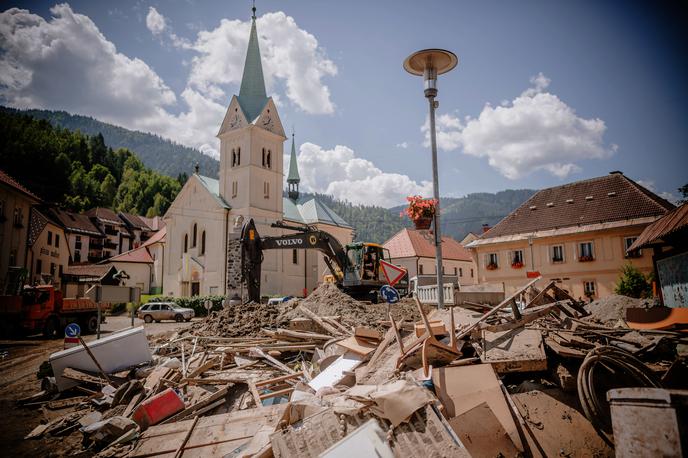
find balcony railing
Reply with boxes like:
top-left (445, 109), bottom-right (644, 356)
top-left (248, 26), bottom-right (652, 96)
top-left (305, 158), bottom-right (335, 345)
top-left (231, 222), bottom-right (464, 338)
top-left (104, 240), bottom-right (118, 249)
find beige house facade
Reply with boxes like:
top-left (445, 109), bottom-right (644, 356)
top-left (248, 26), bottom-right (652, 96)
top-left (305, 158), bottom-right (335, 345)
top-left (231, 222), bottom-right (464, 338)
top-left (467, 172), bottom-right (674, 300)
top-left (27, 207), bottom-right (70, 289)
top-left (162, 12), bottom-right (352, 298)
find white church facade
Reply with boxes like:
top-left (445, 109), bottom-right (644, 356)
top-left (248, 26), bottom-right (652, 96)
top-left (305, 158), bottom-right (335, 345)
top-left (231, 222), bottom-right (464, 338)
top-left (162, 8), bottom-right (353, 298)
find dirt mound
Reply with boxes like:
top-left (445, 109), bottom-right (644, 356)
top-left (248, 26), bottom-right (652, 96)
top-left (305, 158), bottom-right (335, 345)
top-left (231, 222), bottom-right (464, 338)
top-left (583, 294), bottom-right (655, 326)
top-left (190, 300), bottom-right (293, 337)
top-left (289, 283), bottom-right (425, 328)
top-left (188, 284), bottom-right (428, 336)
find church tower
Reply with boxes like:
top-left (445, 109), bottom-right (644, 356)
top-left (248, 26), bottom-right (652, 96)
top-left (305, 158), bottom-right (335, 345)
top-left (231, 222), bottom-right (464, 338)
top-left (287, 133), bottom-right (300, 201)
top-left (217, 4), bottom-right (286, 223)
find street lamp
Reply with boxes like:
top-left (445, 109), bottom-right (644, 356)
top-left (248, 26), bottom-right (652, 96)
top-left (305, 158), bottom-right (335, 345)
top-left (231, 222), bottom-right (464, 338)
top-left (404, 49), bottom-right (458, 310)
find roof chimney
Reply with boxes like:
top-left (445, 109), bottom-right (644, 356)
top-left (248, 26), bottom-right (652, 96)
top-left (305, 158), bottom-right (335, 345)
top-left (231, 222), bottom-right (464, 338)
top-left (609, 170), bottom-right (622, 175)
top-left (482, 224), bottom-right (491, 233)
top-left (194, 163), bottom-right (200, 174)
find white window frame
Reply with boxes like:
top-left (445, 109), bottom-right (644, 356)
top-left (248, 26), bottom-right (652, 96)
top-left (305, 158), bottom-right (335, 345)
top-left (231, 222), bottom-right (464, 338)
top-left (551, 244), bottom-right (565, 263)
top-left (578, 241), bottom-right (594, 260)
top-left (583, 280), bottom-right (596, 296)
top-left (511, 250), bottom-right (523, 265)
top-left (486, 253), bottom-right (499, 269)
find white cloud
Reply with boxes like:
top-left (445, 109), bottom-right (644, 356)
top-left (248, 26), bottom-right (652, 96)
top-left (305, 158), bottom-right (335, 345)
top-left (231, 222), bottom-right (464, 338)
top-left (396, 142), bottom-right (408, 149)
top-left (285, 142), bottom-right (432, 207)
top-left (637, 179), bottom-right (679, 204)
top-left (422, 73), bottom-right (615, 179)
top-left (185, 12), bottom-right (336, 115)
top-left (0, 5), bottom-right (338, 157)
top-left (145, 7), bottom-right (166, 35)
top-left (422, 113), bottom-right (463, 151)
top-left (0, 5), bottom-right (176, 124)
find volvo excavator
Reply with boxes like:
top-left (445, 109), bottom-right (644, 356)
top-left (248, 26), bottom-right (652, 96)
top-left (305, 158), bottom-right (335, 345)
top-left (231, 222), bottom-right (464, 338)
top-left (241, 218), bottom-right (407, 303)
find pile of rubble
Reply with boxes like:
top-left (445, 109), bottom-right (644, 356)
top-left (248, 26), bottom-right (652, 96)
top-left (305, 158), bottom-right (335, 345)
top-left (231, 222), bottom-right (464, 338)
top-left (18, 279), bottom-right (687, 457)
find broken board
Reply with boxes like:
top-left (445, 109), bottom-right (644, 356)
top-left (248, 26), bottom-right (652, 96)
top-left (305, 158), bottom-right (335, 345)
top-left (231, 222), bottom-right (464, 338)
top-left (481, 328), bottom-right (547, 373)
top-left (431, 363), bottom-right (524, 452)
top-left (449, 401), bottom-right (520, 458)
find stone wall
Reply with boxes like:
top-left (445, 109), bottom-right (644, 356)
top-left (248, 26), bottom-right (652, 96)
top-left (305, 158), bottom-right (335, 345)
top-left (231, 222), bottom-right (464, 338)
top-left (226, 232), bottom-right (242, 294)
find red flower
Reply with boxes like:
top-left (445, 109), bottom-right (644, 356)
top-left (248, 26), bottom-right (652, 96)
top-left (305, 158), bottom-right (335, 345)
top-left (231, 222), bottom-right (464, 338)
top-left (401, 195), bottom-right (438, 221)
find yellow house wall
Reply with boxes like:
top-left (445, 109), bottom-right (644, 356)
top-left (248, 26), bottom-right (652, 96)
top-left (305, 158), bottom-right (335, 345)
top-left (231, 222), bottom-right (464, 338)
top-left (471, 225), bottom-right (654, 299)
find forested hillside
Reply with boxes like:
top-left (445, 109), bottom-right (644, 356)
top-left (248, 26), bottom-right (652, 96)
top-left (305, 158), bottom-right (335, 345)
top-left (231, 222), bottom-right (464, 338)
top-left (0, 107), bottom-right (219, 179)
top-left (0, 110), bottom-right (181, 216)
top-left (300, 190), bottom-right (536, 244)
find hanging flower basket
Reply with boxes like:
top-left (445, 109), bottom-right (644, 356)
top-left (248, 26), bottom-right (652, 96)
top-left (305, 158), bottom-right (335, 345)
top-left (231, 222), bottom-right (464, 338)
top-left (401, 195), bottom-right (438, 230)
top-left (511, 261), bottom-right (524, 269)
top-left (486, 263), bottom-right (498, 271)
top-left (413, 217), bottom-right (433, 230)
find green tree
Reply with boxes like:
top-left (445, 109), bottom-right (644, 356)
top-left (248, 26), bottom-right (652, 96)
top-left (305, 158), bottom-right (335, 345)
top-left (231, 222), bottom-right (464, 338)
top-left (99, 173), bottom-right (118, 206)
top-left (615, 263), bottom-right (652, 298)
top-left (678, 183), bottom-right (688, 205)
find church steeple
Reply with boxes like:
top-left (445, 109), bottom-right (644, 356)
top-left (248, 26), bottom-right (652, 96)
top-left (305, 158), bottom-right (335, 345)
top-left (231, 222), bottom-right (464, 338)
top-left (287, 132), bottom-right (300, 201)
top-left (238, 4), bottom-right (268, 122)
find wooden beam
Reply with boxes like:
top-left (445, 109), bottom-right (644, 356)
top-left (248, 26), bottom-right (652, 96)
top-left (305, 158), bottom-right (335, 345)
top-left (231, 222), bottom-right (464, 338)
top-left (457, 277), bottom-right (541, 339)
top-left (173, 415), bottom-right (199, 458)
top-left (295, 305), bottom-right (345, 336)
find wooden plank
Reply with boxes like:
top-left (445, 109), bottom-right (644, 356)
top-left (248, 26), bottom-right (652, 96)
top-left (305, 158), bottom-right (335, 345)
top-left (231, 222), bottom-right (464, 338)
top-left (522, 281), bottom-right (556, 309)
top-left (449, 402), bottom-right (520, 457)
top-left (296, 305), bottom-right (344, 336)
top-left (173, 416), bottom-right (199, 458)
top-left (457, 277), bottom-right (541, 339)
top-left (162, 385), bottom-right (230, 424)
top-left (481, 303), bottom-right (559, 333)
top-left (123, 392), bottom-right (144, 418)
top-left (389, 313), bottom-right (405, 354)
top-left (249, 347), bottom-right (297, 375)
top-left (481, 328), bottom-right (547, 374)
top-left (255, 372), bottom-right (302, 388)
top-left (186, 357), bottom-right (218, 380)
top-left (335, 336), bottom-right (378, 356)
top-left (62, 367), bottom-right (106, 386)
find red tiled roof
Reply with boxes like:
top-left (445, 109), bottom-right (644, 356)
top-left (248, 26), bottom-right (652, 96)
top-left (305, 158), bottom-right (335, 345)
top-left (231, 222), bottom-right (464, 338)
top-left (481, 172), bottom-right (674, 239)
top-left (0, 169), bottom-right (41, 202)
top-left (108, 246), bottom-right (154, 263)
top-left (384, 228), bottom-right (473, 261)
top-left (629, 203), bottom-right (688, 251)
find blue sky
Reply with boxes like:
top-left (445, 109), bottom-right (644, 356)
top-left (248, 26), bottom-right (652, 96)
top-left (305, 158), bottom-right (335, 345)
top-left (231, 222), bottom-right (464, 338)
top-left (1, 1), bottom-right (686, 207)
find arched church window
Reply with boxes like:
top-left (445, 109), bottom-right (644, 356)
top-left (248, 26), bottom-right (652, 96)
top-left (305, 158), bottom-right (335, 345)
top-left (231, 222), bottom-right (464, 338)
top-left (262, 148), bottom-right (266, 167)
top-left (232, 149), bottom-right (236, 167)
top-left (184, 234), bottom-right (188, 254)
top-left (201, 231), bottom-right (206, 255)
top-left (267, 150), bottom-right (271, 169)
top-left (237, 147), bottom-right (241, 166)
top-left (192, 223), bottom-right (197, 248)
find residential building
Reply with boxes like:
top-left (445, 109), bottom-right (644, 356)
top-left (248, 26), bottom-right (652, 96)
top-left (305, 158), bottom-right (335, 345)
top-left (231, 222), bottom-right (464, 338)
top-left (118, 212), bottom-right (155, 247)
top-left (466, 172), bottom-right (675, 299)
top-left (26, 206), bottom-right (70, 288)
top-left (0, 169), bottom-right (41, 292)
top-left (384, 229), bottom-right (477, 286)
top-left (85, 207), bottom-right (131, 261)
top-left (101, 227), bottom-right (167, 295)
top-left (162, 10), bottom-right (353, 298)
top-left (48, 208), bottom-right (103, 264)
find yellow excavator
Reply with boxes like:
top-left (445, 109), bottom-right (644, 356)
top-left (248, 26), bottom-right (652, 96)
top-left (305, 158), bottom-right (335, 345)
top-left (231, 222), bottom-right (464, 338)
top-left (241, 219), bottom-right (407, 302)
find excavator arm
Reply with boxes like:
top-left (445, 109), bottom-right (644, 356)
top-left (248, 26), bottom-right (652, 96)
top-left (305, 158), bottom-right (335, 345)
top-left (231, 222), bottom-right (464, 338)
top-left (241, 218), bottom-right (347, 302)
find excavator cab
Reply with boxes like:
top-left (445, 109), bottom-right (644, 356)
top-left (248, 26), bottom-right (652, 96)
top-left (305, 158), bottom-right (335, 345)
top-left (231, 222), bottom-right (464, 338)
top-left (344, 243), bottom-right (388, 282)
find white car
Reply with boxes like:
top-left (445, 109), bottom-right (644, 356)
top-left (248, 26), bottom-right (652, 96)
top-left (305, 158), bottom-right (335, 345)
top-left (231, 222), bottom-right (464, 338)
top-left (137, 302), bottom-right (194, 323)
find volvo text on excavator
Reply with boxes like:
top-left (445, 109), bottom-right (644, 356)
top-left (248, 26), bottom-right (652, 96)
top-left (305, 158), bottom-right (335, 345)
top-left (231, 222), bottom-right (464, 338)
top-left (240, 219), bottom-right (408, 303)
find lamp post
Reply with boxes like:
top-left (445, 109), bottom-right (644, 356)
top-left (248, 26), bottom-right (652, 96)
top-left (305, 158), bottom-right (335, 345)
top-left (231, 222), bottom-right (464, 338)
top-left (404, 49), bottom-right (458, 309)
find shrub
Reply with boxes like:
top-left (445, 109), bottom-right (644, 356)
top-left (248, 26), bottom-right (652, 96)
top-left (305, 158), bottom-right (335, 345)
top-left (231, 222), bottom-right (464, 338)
top-left (144, 295), bottom-right (226, 316)
top-left (615, 264), bottom-right (651, 298)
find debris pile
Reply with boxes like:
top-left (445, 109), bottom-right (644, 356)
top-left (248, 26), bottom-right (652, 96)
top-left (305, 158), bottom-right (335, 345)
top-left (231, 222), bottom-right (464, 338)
top-left (18, 279), bottom-right (687, 457)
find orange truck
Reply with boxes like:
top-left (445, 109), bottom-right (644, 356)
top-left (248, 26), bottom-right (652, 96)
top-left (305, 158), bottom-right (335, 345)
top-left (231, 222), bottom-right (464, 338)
top-left (0, 285), bottom-right (107, 338)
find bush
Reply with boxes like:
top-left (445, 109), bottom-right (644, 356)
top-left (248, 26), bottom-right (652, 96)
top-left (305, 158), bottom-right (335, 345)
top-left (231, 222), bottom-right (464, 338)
top-left (145, 295), bottom-right (226, 317)
top-left (615, 264), bottom-right (652, 298)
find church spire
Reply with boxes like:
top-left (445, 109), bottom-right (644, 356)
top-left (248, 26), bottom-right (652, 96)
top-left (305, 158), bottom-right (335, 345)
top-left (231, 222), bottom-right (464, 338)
top-left (287, 132), bottom-right (300, 200)
top-left (238, 2), bottom-right (268, 122)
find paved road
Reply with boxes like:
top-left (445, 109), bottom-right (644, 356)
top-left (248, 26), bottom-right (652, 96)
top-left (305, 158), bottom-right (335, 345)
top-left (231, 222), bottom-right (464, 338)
top-left (100, 314), bottom-right (200, 337)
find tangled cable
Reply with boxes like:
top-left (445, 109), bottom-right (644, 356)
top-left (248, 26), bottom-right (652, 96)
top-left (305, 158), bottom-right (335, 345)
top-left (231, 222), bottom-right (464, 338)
top-left (577, 345), bottom-right (662, 446)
